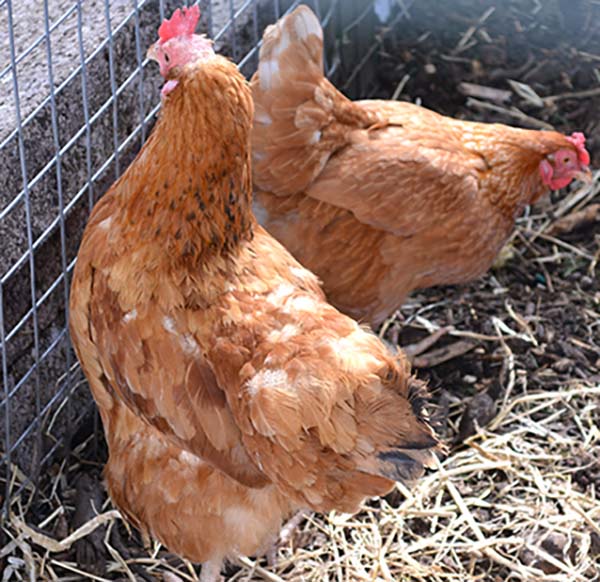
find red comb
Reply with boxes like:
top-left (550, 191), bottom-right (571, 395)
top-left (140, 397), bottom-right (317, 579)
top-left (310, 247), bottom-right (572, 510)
top-left (158, 5), bottom-right (200, 44)
top-left (567, 132), bottom-right (590, 166)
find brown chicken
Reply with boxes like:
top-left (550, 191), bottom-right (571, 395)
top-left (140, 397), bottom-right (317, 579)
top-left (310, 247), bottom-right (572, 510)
top-left (251, 6), bottom-right (592, 327)
top-left (69, 7), bottom-right (440, 581)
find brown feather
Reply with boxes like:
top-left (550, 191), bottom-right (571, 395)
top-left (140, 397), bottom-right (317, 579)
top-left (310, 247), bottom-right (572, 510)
top-left (251, 6), bottom-right (589, 326)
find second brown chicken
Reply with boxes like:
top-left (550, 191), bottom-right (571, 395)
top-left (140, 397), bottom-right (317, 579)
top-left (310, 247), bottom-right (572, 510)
top-left (251, 5), bottom-right (592, 327)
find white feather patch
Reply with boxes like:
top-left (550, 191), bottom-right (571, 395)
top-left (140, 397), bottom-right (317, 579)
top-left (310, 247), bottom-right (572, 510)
top-left (267, 323), bottom-right (299, 343)
top-left (162, 316), bottom-right (176, 333)
top-left (327, 328), bottom-right (382, 373)
top-left (98, 217), bottom-right (113, 230)
top-left (294, 8), bottom-right (323, 40)
top-left (266, 283), bottom-right (295, 306)
top-left (282, 295), bottom-right (317, 313)
top-left (123, 309), bottom-right (137, 323)
top-left (254, 110), bottom-right (272, 125)
top-left (309, 130), bottom-right (321, 144)
top-left (247, 369), bottom-right (290, 397)
top-left (259, 59), bottom-right (279, 91)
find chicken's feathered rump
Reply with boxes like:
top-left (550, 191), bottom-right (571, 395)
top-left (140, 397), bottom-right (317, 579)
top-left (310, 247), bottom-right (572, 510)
top-left (251, 6), bottom-right (592, 326)
top-left (252, 9), bottom-right (382, 197)
top-left (69, 7), bottom-right (440, 580)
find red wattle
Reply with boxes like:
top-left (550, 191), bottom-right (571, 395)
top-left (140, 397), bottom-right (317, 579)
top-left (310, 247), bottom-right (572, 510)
top-left (548, 176), bottom-right (573, 190)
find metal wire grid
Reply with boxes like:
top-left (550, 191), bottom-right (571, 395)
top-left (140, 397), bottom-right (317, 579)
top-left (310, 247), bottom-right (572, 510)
top-left (0, 0), bottom-right (411, 513)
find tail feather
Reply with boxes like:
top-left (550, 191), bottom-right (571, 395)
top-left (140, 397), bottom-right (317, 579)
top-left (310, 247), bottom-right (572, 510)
top-left (354, 375), bottom-right (443, 488)
top-left (378, 449), bottom-right (436, 482)
top-left (373, 433), bottom-right (441, 486)
top-left (256, 7), bottom-right (323, 91)
top-left (355, 436), bottom-right (440, 489)
top-left (251, 6), bottom-right (358, 196)
top-left (377, 378), bottom-right (443, 480)
top-left (256, 7), bottom-right (323, 93)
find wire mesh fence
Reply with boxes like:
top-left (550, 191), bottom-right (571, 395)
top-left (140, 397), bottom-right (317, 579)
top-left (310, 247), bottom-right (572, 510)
top-left (0, 0), bottom-right (413, 514)
top-left (1, 2), bottom-right (599, 580)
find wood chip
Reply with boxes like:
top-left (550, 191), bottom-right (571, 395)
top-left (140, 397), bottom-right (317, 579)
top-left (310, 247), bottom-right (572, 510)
top-left (458, 82), bottom-right (512, 103)
top-left (412, 339), bottom-right (477, 368)
top-left (547, 204), bottom-right (600, 236)
top-left (466, 97), bottom-right (554, 129)
top-left (508, 79), bottom-right (544, 107)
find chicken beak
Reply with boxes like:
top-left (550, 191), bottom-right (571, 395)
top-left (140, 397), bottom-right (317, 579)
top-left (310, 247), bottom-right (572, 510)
top-left (147, 42), bottom-right (159, 63)
top-left (574, 166), bottom-right (593, 184)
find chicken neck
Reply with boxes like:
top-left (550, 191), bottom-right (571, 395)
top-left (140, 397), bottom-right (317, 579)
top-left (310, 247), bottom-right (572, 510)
top-left (119, 56), bottom-right (255, 267)
top-left (461, 123), bottom-right (563, 221)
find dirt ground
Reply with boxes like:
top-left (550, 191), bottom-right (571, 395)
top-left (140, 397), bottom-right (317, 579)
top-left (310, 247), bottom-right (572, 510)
top-left (1, 1), bottom-right (599, 580)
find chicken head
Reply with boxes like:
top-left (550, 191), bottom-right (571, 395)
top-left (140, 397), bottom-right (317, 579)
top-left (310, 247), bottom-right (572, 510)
top-left (146, 6), bottom-right (214, 96)
top-left (539, 132), bottom-right (592, 190)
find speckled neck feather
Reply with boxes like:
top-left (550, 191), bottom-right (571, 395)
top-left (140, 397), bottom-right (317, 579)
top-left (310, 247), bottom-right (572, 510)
top-left (121, 56), bottom-right (255, 266)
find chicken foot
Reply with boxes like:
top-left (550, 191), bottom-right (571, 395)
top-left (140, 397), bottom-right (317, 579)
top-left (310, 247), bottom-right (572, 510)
top-left (199, 559), bottom-right (224, 582)
top-left (266, 509), bottom-right (311, 567)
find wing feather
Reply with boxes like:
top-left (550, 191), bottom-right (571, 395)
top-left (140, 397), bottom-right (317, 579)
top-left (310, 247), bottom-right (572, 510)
top-left (82, 268), bottom-right (267, 489)
top-left (305, 125), bottom-right (486, 237)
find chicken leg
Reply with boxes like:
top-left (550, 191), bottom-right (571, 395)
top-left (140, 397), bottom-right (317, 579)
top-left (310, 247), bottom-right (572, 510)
top-left (267, 509), bottom-right (311, 567)
top-left (199, 560), bottom-right (223, 582)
